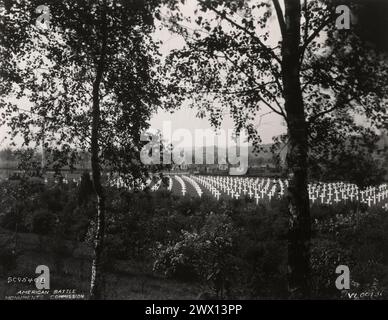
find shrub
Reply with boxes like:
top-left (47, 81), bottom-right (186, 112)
top-left (29, 208), bottom-right (57, 235)
top-left (153, 213), bottom-right (240, 298)
top-left (0, 247), bottom-right (17, 274)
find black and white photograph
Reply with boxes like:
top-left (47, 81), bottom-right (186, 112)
top-left (0, 0), bottom-right (387, 308)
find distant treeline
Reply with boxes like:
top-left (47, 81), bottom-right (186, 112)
top-left (0, 148), bottom-right (91, 170)
top-left (0, 146), bottom-right (279, 170)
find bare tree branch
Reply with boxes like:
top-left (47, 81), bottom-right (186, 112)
top-left (219, 51), bottom-right (287, 119)
top-left (308, 95), bottom-right (356, 124)
top-left (198, 0), bottom-right (281, 64)
top-left (272, 0), bottom-right (286, 37)
top-left (299, 14), bottom-right (336, 63)
top-left (303, 0), bottom-right (309, 43)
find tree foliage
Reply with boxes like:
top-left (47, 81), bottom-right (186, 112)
top-left (161, 0), bottom-right (387, 165)
top-left (0, 0), bottom-right (165, 184)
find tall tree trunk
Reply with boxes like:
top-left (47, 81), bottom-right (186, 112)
top-left (89, 62), bottom-right (106, 300)
top-left (281, 0), bottom-right (311, 298)
top-left (89, 5), bottom-right (108, 300)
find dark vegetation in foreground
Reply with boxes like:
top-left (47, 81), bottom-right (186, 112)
top-left (0, 174), bottom-right (387, 299)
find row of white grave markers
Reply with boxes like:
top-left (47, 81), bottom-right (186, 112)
top-left (308, 182), bottom-right (388, 206)
top-left (184, 175), bottom-right (388, 207)
top-left (182, 175), bottom-right (203, 198)
top-left (107, 175), bottom-right (127, 189)
top-left (43, 176), bottom-right (77, 186)
top-left (191, 175), bottom-right (222, 200)
top-left (191, 175), bottom-right (285, 204)
top-left (42, 173), bottom-right (163, 192)
top-left (167, 176), bottom-right (173, 191)
top-left (43, 174), bottom-right (135, 190)
top-left (174, 175), bottom-right (187, 196)
top-left (40, 173), bottom-right (388, 208)
top-left (150, 179), bottom-right (162, 192)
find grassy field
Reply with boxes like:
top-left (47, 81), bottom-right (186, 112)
top-left (0, 227), bottom-right (201, 300)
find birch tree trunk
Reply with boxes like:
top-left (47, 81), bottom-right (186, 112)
top-left (89, 4), bottom-right (108, 300)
